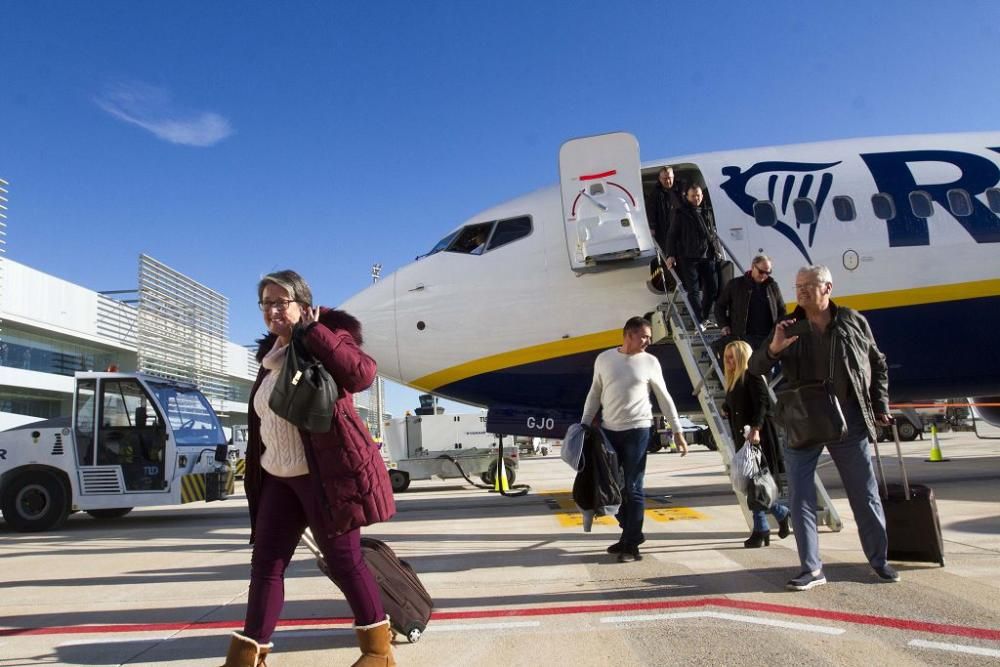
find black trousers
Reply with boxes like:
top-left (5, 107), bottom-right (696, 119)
top-left (678, 257), bottom-right (718, 322)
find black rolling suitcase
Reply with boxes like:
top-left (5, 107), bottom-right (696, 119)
top-left (302, 530), bottom-right (434, 642)
top-left (873, 423), bottom-right (945, 566)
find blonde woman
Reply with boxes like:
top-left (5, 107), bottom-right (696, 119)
top-left (722, 340), bottom-right (790, 548)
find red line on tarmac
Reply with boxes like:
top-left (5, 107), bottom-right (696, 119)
top-left (3, 597), bottom-right (998, 642)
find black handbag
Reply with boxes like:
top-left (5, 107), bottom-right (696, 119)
top-left (268, 327), bottom-right (338, 433)
top-left (746, 466), bottom-right (779, 511)
top-left (775, 341), bottom-right (847, 449)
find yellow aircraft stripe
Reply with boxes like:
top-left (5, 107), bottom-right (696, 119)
top-left (413, 279), bottom-right (1000, 391)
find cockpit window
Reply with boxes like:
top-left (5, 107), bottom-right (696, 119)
top-left (425, 229), bottom-right (460, 257)
top-left (446, 222), bottom-right (495, 255)
top-left (487, 216), bottom-right (532, 251)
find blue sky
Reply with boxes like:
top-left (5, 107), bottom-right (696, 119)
top-left (3, 1), bottom-right (999, 417)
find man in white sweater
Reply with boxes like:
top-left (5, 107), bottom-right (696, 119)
top-left (582, 316), bottom-right (688, 562)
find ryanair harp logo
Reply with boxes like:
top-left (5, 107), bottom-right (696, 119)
top-left (720, 160), bottom-right (842, 263)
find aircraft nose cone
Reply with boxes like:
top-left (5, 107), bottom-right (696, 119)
top-left (340, 275), bottom-right (401, 381)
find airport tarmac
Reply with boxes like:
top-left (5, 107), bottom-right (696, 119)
top-left (1, 430), bottom-right (999, 666)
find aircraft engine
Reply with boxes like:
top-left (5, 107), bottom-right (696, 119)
top-left (970, 397), bottom-right (1000, 426)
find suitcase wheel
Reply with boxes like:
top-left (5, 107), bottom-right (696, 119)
top-left (404, 623), bottom-right (424, 643)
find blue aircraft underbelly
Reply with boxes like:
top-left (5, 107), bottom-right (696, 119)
top-left (432, 295), bottom-right (999, 437)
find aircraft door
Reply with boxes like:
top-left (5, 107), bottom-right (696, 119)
top-left (559, 132), bottom-right (654, 270)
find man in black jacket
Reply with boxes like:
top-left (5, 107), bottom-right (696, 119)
top-left (749, 265), bottom-right (897, 592)
top-left (715, 254), bottom-right (786, 351)
top-left (666, 185), bottom-right (721, 326)
top-left (646, 166), bottom-right (682, 254)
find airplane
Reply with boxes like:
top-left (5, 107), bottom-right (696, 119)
top-left (342, 131), bottom-right (1000, 440)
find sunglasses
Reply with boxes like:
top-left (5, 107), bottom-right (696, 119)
top-left (753, 266), bottom-right (772, 276)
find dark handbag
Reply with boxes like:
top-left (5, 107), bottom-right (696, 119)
top-left (775, 343), bottom-right (846, 449)
top-left (746, 465), bottom-right (779, 512)
top-left (775, 380), bottom-right (846, 449)
top-left (268, 327), bottom-right (338, 433)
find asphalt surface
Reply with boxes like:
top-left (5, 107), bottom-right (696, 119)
top-left (1, 430), bottom-right (998, 666)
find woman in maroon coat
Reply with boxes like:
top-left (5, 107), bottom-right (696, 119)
top-left (220, 270), bottom-right (396, 667)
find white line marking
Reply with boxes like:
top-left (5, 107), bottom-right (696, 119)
top-left (601, 611), bottom-right (845, 636)
top-left (57, 635), bottom-right (173, 647)
top-left (909, 639), bottom-right (1000, 658)
top-left (430, 621), bottom-right (542, 632)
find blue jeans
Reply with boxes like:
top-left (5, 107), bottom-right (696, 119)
top-left (603, 427), bottom-right (650, 547)
top-left (783, 434), bottom-right (888, 572)
top-left (753, 503), bottom-right (789, 533)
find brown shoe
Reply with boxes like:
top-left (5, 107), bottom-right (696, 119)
top-left (351, 616), bottom-right (397, 666)
top-left (219, 632), bottom-right (273, 667)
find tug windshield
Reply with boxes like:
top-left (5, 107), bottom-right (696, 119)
top-left (148, 381), bottom-right (226, 447)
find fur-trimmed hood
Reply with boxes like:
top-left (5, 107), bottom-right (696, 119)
top-left (255, 307), bottom-right (364, 362)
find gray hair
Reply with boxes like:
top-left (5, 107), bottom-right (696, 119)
top-left (258, 269), bottom-right (313, 306)
top-left (797, 264), bottom-right (833, 285)
top-left (752, 254), bottom-right (772, 267)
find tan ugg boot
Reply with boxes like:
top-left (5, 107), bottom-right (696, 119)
top-left (350, 616), bottom-right (396, 666)
top-left (219, 632), bottom-right (273, 667)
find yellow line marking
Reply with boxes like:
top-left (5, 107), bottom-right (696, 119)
top-left (541, 491), bottom-right (706, 526)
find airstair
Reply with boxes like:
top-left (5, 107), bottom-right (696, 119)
top-left (650, 259), bottom-right (843, 533)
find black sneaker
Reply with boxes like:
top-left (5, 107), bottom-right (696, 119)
top-left (786, 570), bottom-right (826, 591)
top-left (607, 537), bottom-right (645, 554)
top-left (873, 564), bottom-right (901, 583)
top-left (617, 545), bottom-right (643, 563)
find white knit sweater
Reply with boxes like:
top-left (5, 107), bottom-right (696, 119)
top-left (254, 343), bottom-right (309, 477)
top-left (581, 347), bottom-right (681, 432)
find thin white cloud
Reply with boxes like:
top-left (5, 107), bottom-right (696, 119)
top-left (95, 81), bottom-right (234, 147)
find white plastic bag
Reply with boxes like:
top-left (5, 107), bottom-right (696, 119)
top-left (730, 440), bottom-right (761, 491)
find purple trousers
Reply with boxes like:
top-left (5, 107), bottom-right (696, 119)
top-left (244, 472), bottom-right (385, 642)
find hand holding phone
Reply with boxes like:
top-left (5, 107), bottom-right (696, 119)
top-left (784, 319), bottom-right (811, 337)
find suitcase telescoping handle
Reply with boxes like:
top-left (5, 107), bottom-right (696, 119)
top-left (872, 417), bottom-right (912, 501)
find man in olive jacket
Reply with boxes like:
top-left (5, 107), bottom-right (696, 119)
top-left (749, 265), bottom-right (897, 592)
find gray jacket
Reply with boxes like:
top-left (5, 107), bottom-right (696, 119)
top-left (748, 300), bottom-right (890, 442)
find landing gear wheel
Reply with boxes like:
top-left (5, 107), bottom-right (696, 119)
top-left (86, 508), bottom-right (133, 520)
top-left (540, 446), bottom-right (549, 457)
top-left (482, 459), bottom-right (516, 486)
top-left (389, 469), bottom-right (410, 493)
top-left (1, 471), bottom-right (70, 532)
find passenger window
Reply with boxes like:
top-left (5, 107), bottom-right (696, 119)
top-left (832, 196), bottom-right (856, 221)
top-left (792, 198), bottom-right (818, 225)
top-left (487, 216), bottom-right (532, 251)
top-left (752, 200), bottom-right (777, 227)
top-left (446, 222), bottom-right (495, 255)
top-left (871, 193), bottom-right (896, 220)
top-left (947, 189), bottom-right (973, 217)
top-left (909, 191), bottom-right (934, 218)
top-left (987, 187), bottom-right (1000, 214)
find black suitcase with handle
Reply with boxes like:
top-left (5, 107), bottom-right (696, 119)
top-left (873, 424), bottom-right (945, 566)
top-left (303, 531), bottom-right (434, 642)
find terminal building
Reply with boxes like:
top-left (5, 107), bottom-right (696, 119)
top-left (0, 252), bottom-right (385, 435)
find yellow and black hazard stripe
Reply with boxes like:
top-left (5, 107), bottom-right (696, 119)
top-left (234, 458), bottom-right (246, 479)
top-left (180, 470), bottom-right (236, 503)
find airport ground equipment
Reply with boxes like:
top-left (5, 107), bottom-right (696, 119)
top-left (0, 372), bottom-right (233, 532)
top-left (380, 413), bottom-right (518, 492)
top-left (651, 266), bottom-right (843, 532)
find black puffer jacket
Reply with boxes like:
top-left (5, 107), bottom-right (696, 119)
top-left (748, 301), bottom-right (890, 443)
top-left (666, 203), bottom-right (721, 259)
top-left (572, 425), bottom-right (624, 522)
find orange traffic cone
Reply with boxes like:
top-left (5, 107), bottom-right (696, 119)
top-left (925, 425), bottom-right (950, 462)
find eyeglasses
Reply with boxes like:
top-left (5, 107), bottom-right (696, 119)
top-left (258, 299), bottom-right (297, 312)
top-left (753, 266), bottom-right (772, 276)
